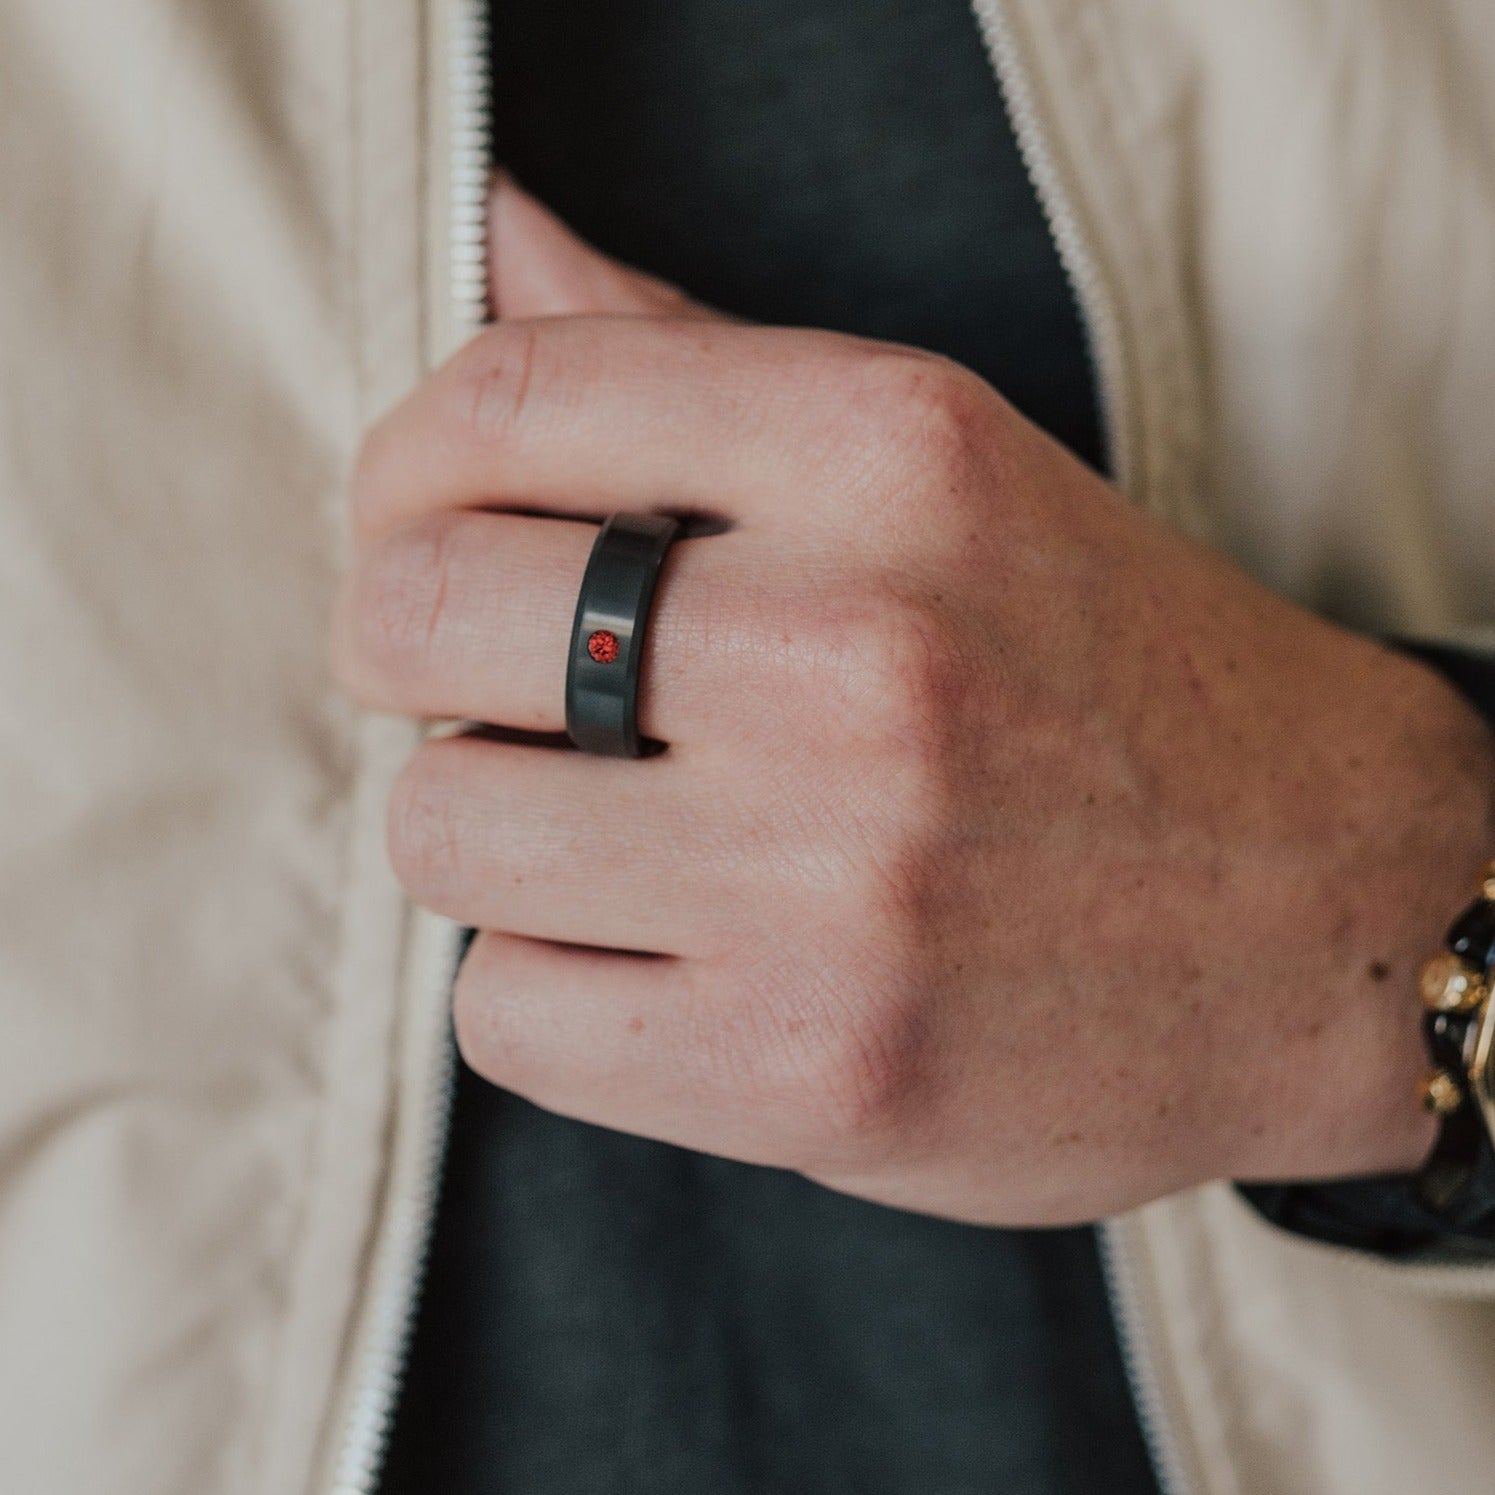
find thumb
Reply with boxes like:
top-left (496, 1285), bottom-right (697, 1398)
top-left (487, 172), bottom-right (721, 321)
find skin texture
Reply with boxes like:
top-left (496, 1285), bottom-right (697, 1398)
top-left (332, 178), bottom-right (1495, 1227)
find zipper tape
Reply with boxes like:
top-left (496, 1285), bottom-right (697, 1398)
top-left (328, 3), bottom-right (493, 1490)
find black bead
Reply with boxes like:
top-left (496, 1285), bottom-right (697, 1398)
top-left (1418, 1101), bottom-right (1486, 1211)
top-left (1425, 1008), bottom-right (1475, 1073)
top-left (1448, 898), bottom-right (1495, 976)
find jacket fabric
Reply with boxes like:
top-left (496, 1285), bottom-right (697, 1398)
top-left (1, 3), bottom-right (1492, 1493)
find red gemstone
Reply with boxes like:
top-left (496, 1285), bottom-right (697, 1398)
top-left (587, 629), bottom-right (620, 664)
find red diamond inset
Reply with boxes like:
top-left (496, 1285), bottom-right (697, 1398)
top-left (587, 629), bottom-right (620, 664)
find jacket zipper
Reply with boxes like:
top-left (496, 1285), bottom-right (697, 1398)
top-left (963, 4), bottom-right (1191, 1492)
top-left (327, 4), bottom-right (494, 1492)
top-left (446, 0), bottom-right (497, 337)
top-left (966, 0), bottom-right (1134, 492)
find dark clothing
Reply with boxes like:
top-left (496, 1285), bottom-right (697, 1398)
top-left (481, 0), bottom-right (1105, 474)
top-left (383, 5), bottom-right (1154, 1493)
top-left (384, 1073), bottom-right (1158, 1495)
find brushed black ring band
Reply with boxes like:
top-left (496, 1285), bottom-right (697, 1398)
top-left (565, 512), bottom-right (680, 756)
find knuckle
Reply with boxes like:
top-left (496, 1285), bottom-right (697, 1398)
top-left (450, 945), bottom-right (492, 1075)
top-left (451, 937), bottom-right (511, 1081)
top-left (386, 747), bottom-right (471, 902)
top-left (843, 349), bottom-right (994, 491)
top-left (818, 1010), bottom-right (927, 1148)
top-left (348, 516), bottom-right (460, 689)
top-left (753, 978), bottom-right (931, 1160)
top-left (452, 937), bottom-right (555, 1097)
top-left (814, 591), bottom-right (970, 762)
top-left (453, 321), bottom-right (545, 447)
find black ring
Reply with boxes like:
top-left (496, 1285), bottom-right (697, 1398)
top-left (565, 512), bottom-right (680, 756)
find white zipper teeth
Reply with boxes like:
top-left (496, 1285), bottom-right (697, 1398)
top-left (1094, 1220), bottom-right (1198, 1495)
top-left (330, 968), bottom-right (457, 1495)
top-left (965, 3), bottom-right (1187, 1491)
top-left (328, 3), bottom-right (493, 1490)
top-left (328, 1031), bottom-right (456, 1495)
top-left (448, 0), bottom-right (495, 333)
top-left (327, 932), bottom-right (460, 1495)
top-left (967, 0), bottom-right (1132, 494)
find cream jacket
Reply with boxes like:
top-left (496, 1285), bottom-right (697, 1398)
top-left (2, 3), bottom-right (1493, 1493)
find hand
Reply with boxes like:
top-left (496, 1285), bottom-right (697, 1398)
top-left (332, 178), bottom-right (1495, 1225)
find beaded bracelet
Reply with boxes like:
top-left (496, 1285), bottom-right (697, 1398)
top-left (1417, 862), bottom-right (1495, 1214)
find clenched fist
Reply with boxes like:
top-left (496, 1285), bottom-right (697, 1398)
top-left (332, 177), bottom-right (1495, 1225)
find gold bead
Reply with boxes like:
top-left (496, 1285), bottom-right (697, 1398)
top-left (1422, 1069), bottom-right (1464, 1115)
top-left (1420, 951), bottom-right (1487, 1013)
top-left (1480, 860), bottom-right (1495, 901)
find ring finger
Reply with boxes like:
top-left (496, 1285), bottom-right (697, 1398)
top-left (333, 508), bottom-right (770, 746)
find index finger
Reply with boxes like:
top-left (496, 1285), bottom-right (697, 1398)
top-left (350, 315), bottom-right (897, 546)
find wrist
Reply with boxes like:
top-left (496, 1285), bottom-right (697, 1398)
top-left (1220, 637), bottom-right (1495, 1186)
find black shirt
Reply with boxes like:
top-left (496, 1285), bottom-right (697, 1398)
top-left (383, 3), bottom-right (1155, 1491)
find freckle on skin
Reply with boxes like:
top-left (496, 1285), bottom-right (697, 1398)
top-left (1156, 1100), bottom-right (1171, 1118)
top-left (1369, 959), bottom-right (1391, 982)
top-left (1305, 1020), bottom-right (1324, 1040)
top-left (1177, 645), bottom-right (1209, 701)
top-left (1054, 1131), bottom-right (1084, 1146)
